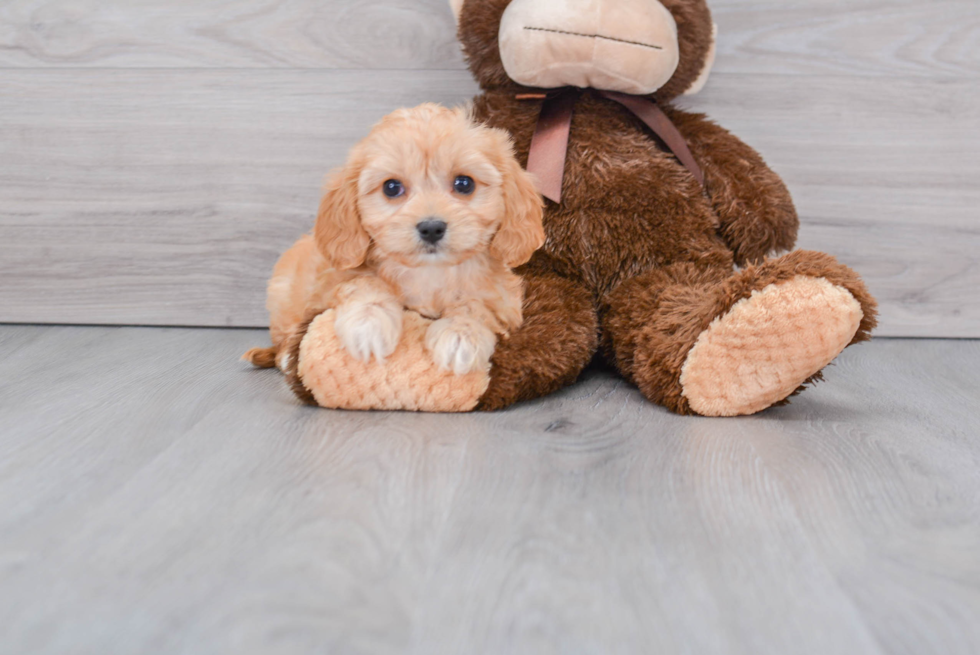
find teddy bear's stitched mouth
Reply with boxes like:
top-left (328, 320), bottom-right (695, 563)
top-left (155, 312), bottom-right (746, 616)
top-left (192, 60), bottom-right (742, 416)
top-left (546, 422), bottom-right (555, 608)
top-left (523, 26), bottom-right (663, 51)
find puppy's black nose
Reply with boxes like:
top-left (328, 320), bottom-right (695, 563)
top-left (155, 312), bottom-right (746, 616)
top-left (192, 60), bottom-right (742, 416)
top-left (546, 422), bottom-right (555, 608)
top-left (416, 219), bottom-right (447, 245)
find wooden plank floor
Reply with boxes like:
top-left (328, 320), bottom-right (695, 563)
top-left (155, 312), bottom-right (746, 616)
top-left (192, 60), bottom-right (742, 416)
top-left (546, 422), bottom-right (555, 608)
top-left (1, 325), bottom-right (978, 654)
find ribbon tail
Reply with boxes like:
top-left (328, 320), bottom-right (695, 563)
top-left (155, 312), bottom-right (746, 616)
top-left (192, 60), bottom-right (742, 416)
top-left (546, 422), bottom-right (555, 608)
top-left (525, 90), bottom-right (578, 204)
top-left (600, 91), bottom-right (704, 187)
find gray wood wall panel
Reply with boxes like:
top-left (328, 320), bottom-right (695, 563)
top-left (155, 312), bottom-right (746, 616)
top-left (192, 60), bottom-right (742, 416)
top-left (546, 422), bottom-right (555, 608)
top-left (0, 0), bottom-right (977, 335)
top-left (1, 0), bottom-right (976, 76)
top-left (710, 0), bottom-right (980, 78)
top-left (676, 75), bottom-right (980, 338)
top-left (0, 69), bottom-right (479, 327)
top-left (0, 0), bottom-right (466, 69)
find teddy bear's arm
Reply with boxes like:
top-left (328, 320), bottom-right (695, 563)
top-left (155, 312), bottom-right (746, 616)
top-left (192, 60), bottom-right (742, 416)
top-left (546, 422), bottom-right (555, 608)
top-left (670, 109), bottom-right (799, 266)
top-left (477, 258), bottom-right (599, 411)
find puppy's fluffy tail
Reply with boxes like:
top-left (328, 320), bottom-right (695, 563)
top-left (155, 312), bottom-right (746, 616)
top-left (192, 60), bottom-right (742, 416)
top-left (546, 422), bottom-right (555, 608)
top-left (243, 346), bottom-right (278, 369)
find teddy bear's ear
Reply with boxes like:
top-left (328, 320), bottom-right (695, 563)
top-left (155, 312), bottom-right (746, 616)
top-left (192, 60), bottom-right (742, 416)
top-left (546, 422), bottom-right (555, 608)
top-left (683, 22), bottom-right (718, 96)
top-left (449, 0), bottom-right (465, 24)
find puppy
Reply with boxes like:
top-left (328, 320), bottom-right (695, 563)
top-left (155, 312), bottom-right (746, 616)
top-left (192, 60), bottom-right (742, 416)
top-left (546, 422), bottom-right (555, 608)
top-left (244, 104), bottom-right (544, 375)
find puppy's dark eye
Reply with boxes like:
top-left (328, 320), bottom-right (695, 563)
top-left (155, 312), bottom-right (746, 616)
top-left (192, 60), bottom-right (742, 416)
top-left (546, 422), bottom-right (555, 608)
top-left (382, 179), bottom-right (405, 198)
top-left (453, 175), bottom-right (475, 195)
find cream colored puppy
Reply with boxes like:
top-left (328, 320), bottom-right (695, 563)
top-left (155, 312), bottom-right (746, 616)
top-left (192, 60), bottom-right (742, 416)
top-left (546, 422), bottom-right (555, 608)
top-left (245, 104), bottom-right (544, 375)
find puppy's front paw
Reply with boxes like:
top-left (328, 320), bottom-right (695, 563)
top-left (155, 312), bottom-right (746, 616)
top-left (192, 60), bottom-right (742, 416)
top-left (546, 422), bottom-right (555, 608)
top-left (425, 318), bottom-right (496, 375)
top-left (334, 302), bottom-right (403, 363)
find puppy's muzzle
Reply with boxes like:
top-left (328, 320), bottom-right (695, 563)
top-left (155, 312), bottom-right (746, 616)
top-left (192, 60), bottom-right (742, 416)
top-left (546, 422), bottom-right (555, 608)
top-left (417, 219), bottom-right (447, 245)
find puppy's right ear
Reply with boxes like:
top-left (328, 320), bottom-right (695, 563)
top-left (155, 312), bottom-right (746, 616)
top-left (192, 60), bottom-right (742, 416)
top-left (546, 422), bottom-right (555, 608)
top-left (314, 162), bottom-right (371, 271)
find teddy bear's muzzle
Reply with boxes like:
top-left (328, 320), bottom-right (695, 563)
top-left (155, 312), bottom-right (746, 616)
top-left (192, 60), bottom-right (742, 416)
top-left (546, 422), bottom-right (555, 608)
top-left (497, 0), bottom-right (681, 96)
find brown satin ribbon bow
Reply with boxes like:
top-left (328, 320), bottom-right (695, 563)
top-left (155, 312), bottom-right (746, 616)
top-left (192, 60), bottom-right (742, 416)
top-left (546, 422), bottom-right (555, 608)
top-left (518, 88), bottom-right (704, 204)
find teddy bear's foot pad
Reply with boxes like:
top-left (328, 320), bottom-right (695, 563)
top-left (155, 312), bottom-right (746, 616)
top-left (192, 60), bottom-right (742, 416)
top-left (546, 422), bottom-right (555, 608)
top-left (680, 276), bottom-right (863, 417)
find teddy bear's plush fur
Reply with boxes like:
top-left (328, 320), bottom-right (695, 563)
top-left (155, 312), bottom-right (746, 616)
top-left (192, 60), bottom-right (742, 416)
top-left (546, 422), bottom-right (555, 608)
top-left (457, 0), bottom-right (877, 415)
top-left (284, 0), bottom-right (876, 416)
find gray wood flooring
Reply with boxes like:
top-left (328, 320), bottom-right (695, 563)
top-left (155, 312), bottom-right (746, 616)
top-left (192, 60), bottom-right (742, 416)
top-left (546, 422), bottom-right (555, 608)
top-left (2, 325), bottom-right (979, 654)
top-left (1, 0), bottom-right (978, 336)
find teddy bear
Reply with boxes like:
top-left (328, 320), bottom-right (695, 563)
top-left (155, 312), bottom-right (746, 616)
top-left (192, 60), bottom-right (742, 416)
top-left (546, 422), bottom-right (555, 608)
top-left (283, 0), bottom-right (877, 416)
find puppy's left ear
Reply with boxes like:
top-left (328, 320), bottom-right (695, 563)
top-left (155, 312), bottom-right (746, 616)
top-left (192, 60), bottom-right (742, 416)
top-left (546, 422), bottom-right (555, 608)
top-left (490, 133), bottom-right (545, 269)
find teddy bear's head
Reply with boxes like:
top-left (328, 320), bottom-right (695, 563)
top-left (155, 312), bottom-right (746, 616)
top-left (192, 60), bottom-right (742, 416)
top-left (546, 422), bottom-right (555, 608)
top-left (451, 0), bottom-right (716, 101)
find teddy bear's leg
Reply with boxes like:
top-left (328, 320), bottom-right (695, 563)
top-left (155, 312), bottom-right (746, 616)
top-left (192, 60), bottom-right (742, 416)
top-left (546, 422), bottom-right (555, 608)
top-left (477, 270), bottom-right (599, 411)
top-left (602, 250), bottom-right (878, 416)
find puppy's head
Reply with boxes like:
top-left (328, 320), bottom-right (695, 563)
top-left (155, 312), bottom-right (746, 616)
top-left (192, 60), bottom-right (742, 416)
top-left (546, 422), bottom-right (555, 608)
top-left (315, 104), bottom-right (544, 270)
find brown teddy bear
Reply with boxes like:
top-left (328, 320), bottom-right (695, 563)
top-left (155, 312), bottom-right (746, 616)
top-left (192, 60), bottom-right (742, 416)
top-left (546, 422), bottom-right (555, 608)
top-left (284, 0), bottom-right (877, 416)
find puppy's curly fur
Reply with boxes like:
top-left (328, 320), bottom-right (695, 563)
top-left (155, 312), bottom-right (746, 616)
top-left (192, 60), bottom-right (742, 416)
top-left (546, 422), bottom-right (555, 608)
top-left (244, 104), bottom-right (544, 376)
